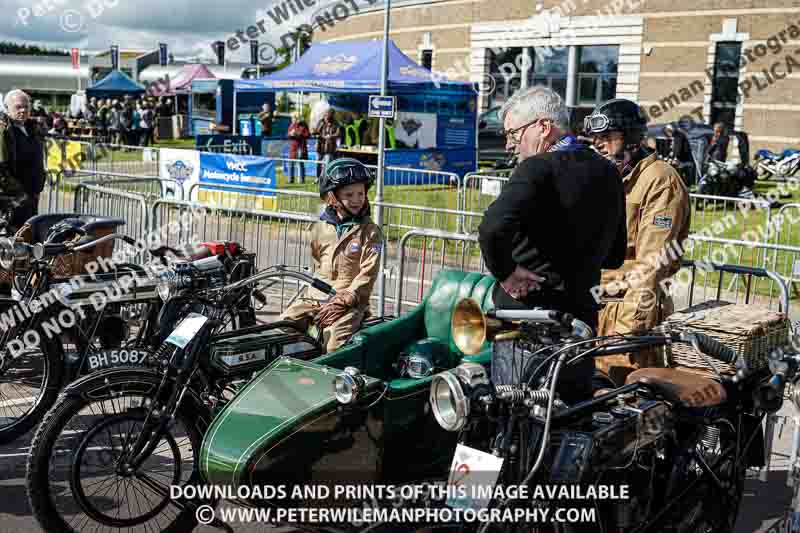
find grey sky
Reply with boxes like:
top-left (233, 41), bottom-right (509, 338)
top-left (0, 0), bottom-right (382, 61)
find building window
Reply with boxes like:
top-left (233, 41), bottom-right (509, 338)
top-left (710, 41), bottom-right (741, 127)
top-left (576, 45), bottom-right (619, 106)
top-left (488, 47), bottom-right (527, 108)
top-left (528, 47), bottom-right (568, 99)
top-left (421, 49), bottom-right (433, 70)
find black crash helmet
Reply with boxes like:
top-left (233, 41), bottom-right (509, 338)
top-left (584, 98), bottom-right (648, 147)
top-left (46, 218), bottom-right (85, 243)
top-left (318, 157), bottom-right (375, 199)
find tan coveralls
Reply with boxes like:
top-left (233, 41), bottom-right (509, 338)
top-left (596, 152), bottom-right (691, 385)
top-left (280, 215), bottom-right (383, 353)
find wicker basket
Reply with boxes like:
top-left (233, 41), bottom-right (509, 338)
top-left (0, 216), bottom-right (120, 290)
top-left (663, 301), bottom-right (790, 377)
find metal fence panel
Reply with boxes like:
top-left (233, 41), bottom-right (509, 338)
top-left (73, 184), bottom-right (149, 245)
top-left (150, 200), bottom-right (319, 313)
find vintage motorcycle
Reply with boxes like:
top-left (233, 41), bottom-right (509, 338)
top-left (0, 223), bottom-right (257, 443)
top-left (25, 268), bottom-right (488, 533)
top-left (425, 297), bottom-right (793, 533)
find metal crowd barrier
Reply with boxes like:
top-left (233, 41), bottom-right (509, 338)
top-left (187, 183), bottom-right (321, 216)
top-left (66, 169), bottom-right (183, 201)
top-left (150, 199), bottom-right (318, 312)
top-left (73, 183), bottom-right (149, 246)
top-left (393, 229), bottom-right (486, 316)
top-left (771, 203), bottom-right (800, 287)
top-left (678, 235), bottom-right (797, 312)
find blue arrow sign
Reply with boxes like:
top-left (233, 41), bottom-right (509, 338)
top-left (368, 95), bottom-right (396, 119)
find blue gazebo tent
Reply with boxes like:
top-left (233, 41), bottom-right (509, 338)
top-left (86, 70), bottom-right (146, 98)
top-left (233, 40), bottom-right (478, 179)
top-left (235, 39), bottom-right (470, 94)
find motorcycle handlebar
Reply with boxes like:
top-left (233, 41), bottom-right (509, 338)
top-left (591, 331), bottom-right (737, 366)
top-left (679, 331), bottom-right (738, 364)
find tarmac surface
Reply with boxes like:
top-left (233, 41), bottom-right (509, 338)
top-left (0, 395), bottom-right (794, 532)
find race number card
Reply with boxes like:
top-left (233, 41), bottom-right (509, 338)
top-left (165, 313), bottom-right (209, 348)
top-left (446, 443), bottom-right (504, 511)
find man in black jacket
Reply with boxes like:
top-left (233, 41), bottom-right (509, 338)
top-left (0, 90), bottom-right (46, 228)
top-left (477, 86), bottom-right (627, 403)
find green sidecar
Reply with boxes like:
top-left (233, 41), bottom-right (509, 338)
top-left (199, 269), bottom-right (497, 497)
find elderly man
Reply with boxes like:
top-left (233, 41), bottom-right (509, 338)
top-left (0, 90), bottom-right (46, 228)
top-left (477, 86), bottom-right (627, 404)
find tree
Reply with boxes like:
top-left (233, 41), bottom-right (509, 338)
top-left (273, 26), bottom-right (313, 71)
top-left (0, 42), bottom-right (68, 56)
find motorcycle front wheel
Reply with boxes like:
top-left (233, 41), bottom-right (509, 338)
top-left (0, 302), bottom-right (64, 444)
top-left (26, 372), bottom-right (213, 533)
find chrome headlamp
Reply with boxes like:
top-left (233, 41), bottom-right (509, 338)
top-left (0, 238), bottom-right (26, 270)
top-left (430, 362), bottom-right (489, 432)
top-left (333, 366), bottom-right (366, 405)
top-left (157, 270), bottom-right (190, 301)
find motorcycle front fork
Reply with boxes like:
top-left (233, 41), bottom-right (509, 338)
top-left (785, 415), bottom-right (800, 533)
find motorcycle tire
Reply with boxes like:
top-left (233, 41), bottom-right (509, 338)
top-left (0, 302), bottom-right (64, 444)
top-left (26, 370), bottom-right (213, 533)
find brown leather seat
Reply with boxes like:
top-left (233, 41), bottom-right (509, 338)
top-left (624, 368), bottom-right (727, 407)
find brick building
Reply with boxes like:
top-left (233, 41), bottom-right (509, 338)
top-left (317, 0), bottom-right (800, 154)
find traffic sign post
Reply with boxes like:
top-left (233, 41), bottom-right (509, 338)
top-left (369, 95), bottom-right (396, 119)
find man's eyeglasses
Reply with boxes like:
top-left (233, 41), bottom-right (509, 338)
top-left (501, 118), bottom-right (549, 145)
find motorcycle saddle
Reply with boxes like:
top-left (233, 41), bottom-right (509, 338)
top-left (624, 367), bottom-right (726, 407)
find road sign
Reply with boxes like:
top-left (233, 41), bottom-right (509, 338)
top-left (369, 95), bottom-right (396, 119)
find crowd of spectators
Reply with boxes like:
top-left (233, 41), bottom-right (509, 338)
top-left (30, 95), bottom-right (177, 146)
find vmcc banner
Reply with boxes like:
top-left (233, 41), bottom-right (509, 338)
top-left (198, 153), bottom-right (277, 210)
top-left (159, 148), bottom-right (201, 199)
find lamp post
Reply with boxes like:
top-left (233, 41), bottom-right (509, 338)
top-left (375, 0), bottom-right (391, 317)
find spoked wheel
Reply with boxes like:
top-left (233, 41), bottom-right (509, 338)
top-left (70, 412), bottom-right (185, 527)
top-left (27, 379), bottom-right (212, 533)
top-left (0, 306), bottom-right (63, 444)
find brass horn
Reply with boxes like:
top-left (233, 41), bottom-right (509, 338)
top-left (451, 298), bottom-right (520, 355)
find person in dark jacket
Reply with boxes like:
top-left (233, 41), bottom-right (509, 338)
top-left (706, 122), bottom-right (729, 162)
top-left (478, 85), bottom-right (627, 404)
top-left (0, 90), bottom-right (46, 228)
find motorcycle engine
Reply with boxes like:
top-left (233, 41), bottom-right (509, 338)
top-left (549, 395), bottom-right (670, 529)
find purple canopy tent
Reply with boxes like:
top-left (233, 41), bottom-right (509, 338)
top-left (149, 64), bottom-right (216, 96)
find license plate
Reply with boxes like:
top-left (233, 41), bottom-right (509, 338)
top-left (87, 349), bottom-right (152, 371)
top-left (165, 313), bottom-right (208, 349)
top-left (445, 443), bottom-right (504, 511)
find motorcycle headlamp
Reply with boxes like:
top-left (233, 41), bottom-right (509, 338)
top-left (157, 270), bottom-right (190, 302)
top-left (0, 238), bottom-right (26, 270)
top-left (333, 367), bottom-right (366, 405)
top-left (429, 363), bottom-right (489, 432)
top-left (707, 163), bottom-right (719, 177)
top-left (430, 371), bottom-right (469, 432)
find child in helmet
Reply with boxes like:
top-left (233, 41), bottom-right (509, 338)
top-left (279, 158), bottom-right (384, 353)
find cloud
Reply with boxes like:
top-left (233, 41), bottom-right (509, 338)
top-left (0, 0), bottom-right (385, 62)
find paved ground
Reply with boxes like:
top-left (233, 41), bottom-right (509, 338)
top-left (0, 395), bottom-right (795, 532)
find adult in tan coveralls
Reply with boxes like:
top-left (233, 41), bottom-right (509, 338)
top-left (280, 157), bottom-right (383, 353)
top-left (584, 100), bottom-right (691, 385)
